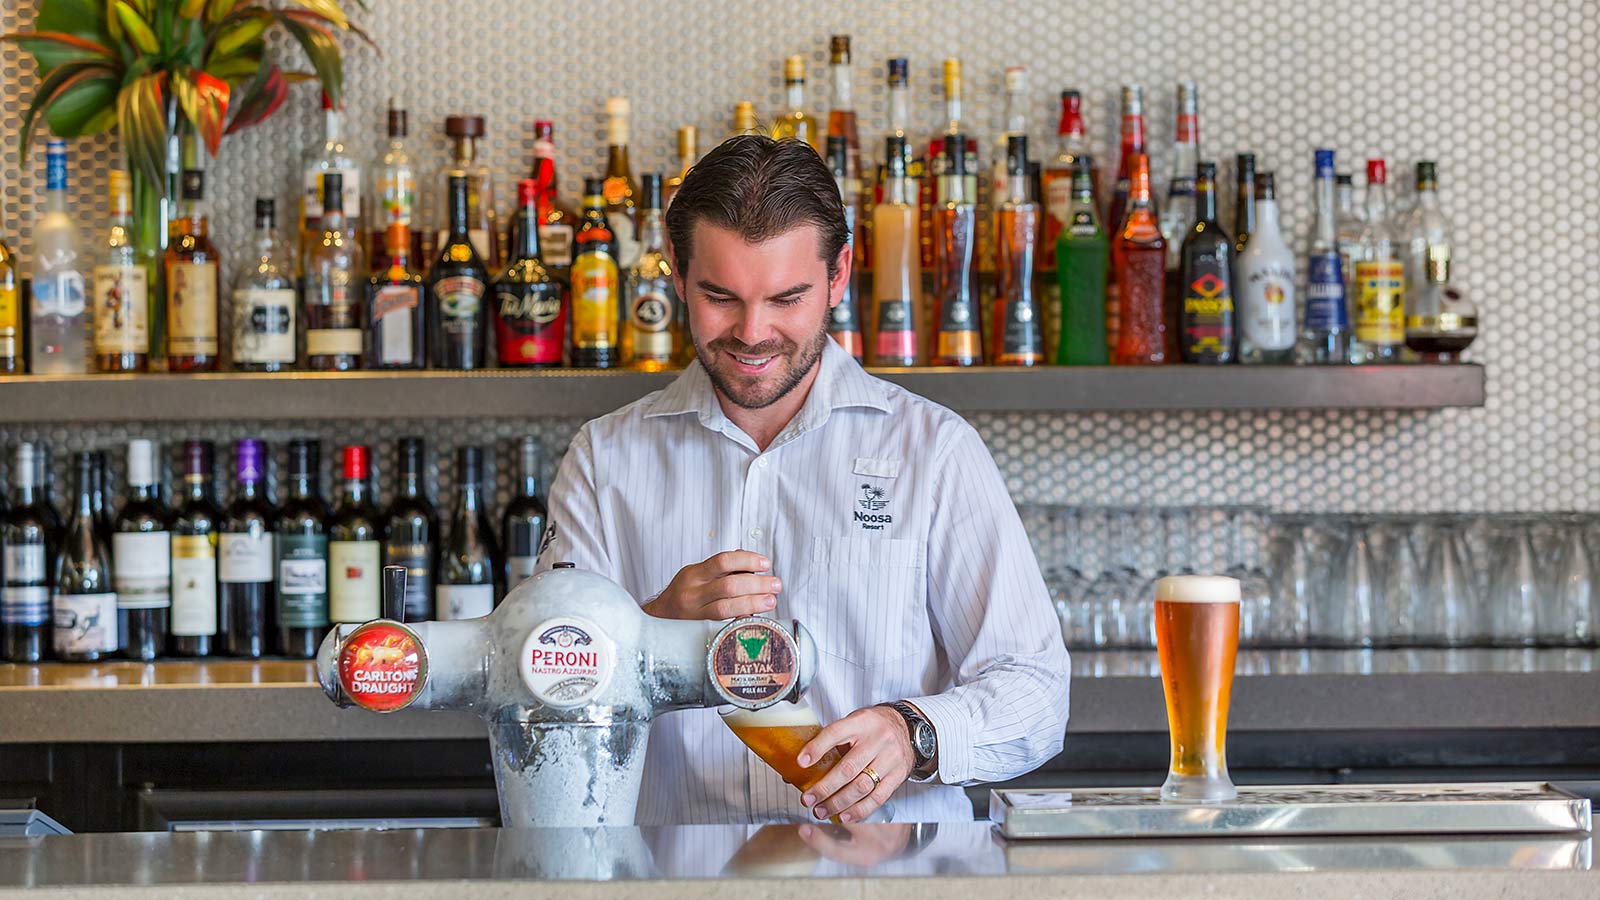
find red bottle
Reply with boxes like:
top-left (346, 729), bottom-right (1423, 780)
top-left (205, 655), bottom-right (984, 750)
top-left (1112, 153), bottom-right (1168, 365)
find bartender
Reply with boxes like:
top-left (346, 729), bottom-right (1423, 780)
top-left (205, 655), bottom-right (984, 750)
top-left (536, 135), bottom-right (1070, 824)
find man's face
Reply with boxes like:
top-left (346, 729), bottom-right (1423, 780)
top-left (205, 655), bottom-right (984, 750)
top-left (676, 222), bottom-right (848, 410)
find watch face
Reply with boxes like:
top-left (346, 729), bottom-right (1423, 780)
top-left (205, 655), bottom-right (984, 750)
top-left (914, 721), bottom-right (936, 759)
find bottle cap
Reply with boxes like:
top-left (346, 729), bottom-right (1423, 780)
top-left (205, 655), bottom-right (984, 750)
top-left (887, 58), bottom-right (909, 86)
top-left (342, 445), bottom-right (369, 481)
top-left (943, 58), bottom-right (961, 93)
top-left (1005, 66), bottom-right (1027, 93)
top-left (1336, 172), bottom-right (1353, 185)
top-left (1416, 160), bottom-right (1437, 187)
top-left (236, 439), bottom-right (265, 483)
top-left (126, 440), bottom-right (156, 488)
top-left (1197, 160), bottom-right (1218, 180)
top-left (387, 103), bottom-right (408, 139)
top-left (606, 97), bottom-right (630, 118)
top-left (457, 445), bottom-right (482, 483)
top-left (1366, 158), bottom-right (1387, 184)
top-left (255, 197), bottom-right (275, 224)
top-left (583, 176), bottom-right (605, 197)
top-left (830, 35), bottom-right (850, 63)
top-left (1314, 149), bottom-right (1336, 179)
top-left (518, 437), bottom-right (542, 479)
top-left (184, 440), bottom-right (213, 477)
top-left (445, 115), bottom-right (486, 139)
top-left (1177, 82), bottom-right (1199, 114)
top-left (517, 178), bottom-right (539, 209)
top-left (1121, 83), bottom-right (1142, 113)
top-left (826, 135), bottom-right (849, 176)
top-left (784, 55), bottom-right (806, 81)
top-left (678, 125), bottom-right (698, 159)
top-left (533, 120), bottom-right (554, 140)
top-left (641, 173), bottom-right (664, 210)
top-left (288, 439), bottom-right (319, 479)
top-left (1236, 153), bottom-right (1256, 179)
top-left (398, 437), bottom-right (424, 469)
top-left (1256, 171), bottom-right (1277, 200)
top-left (734, 101), bottom-right (757, 132)
top-left (384, 222), bottom-right (410, 255)
top-left (1061, 89), bottom-right (1081, 114)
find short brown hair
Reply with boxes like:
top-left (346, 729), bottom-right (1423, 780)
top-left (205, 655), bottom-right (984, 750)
top-left (665, 135), bottom-right (848, 281)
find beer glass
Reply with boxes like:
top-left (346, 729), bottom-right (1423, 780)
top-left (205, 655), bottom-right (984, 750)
top-left (1154, 574), bottom-right (1241, 804)
top-left (719, 701), bottom-right (894, 824)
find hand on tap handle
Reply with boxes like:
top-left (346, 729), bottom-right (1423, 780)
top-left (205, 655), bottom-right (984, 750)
top-left (642, 550), bottom-right (781, 620)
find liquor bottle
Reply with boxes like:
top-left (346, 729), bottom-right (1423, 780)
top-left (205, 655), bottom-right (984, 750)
top-left (329, 445), bottom-right (380, 624)
top-left (603, 97), bottom-right (642, 269)
top-left (871, 135), bottom-right (921, 366)
top-left (930, 132), bottom-right (980, 366)
top-left (373, 100), bottom-right (416, 265)
top-left (1055, 156), bottom-right (1109, 365)
top-left (771, 55), bottom-right (820, 150)
top-left (1231, 153), bottom-right (1257, 255)
top-left (113, 439), bottom-right (169, 661)
top-left (993, 136), bottom-right (1044, 366)
top-left (0, 169), bottom-right (18, 372)
top-left (304, 172), bottom-right (366, 370)
top-left (621, 174), bottom-right (680, 371)
top-left (89, 449), bottom-right (112, 555)
top-left (1404, 161), bottom-right (1476, 360)
top-left (1160, 84), bottom-right (1201, 271)
top-left (1335, 172), bottom-right (1364, 311)
top-left (38, 442), bottom-right (63, 540)
top-left (496, 179), bottom-right (567, 367)
top-left (217, 440), bottom-right (274, 658)
top-left (383, 437), bottom-right (437, 622)
top-left (1041, 90), bottom-right (1098, 274)
top-left (366, 223), bottom-right (427, 369)
top-left (430, 174), bottom-right (489, 370)
top-left (1302, 150), bottom-right (1351, 363)
top-left (276, 438), bottom-right (328, 658)
top-left (442, 115), bottom-right (498, 268)
top-left (92, 170), bottom-right (149, 372)
top-left (1351, 159), bottom-right (1406, 364)
top-left (826, 36), bottom-right (862, 185)
top-left (163, 167), bottom-right (221, 371)
top-left (54, 452), bottom-right (117, 662)
top-left (232, 199), bottom-right (297, 371)
top-left (1178, 162), bottom-right (1236, 364)
top-left (30, 139), bottom-right (88, 375)
top-left (169, 440), bottom-right (220, 657)
top-left (982, 66), bottom-right (1029, 278)
top-left (2, 443), bottom-right (52, 662)
top-left (1111, 153), bottom-right (1168, 365)
top-left (921, 58), bottom-right (966, 270)
top-left (528, 120), bottom-right (577, 283)
top-left (1403, 161), bottom-right (1452, 310)
top-left (884, 57), bottom-right (922, 190)
top-left (826, 137), bottom-right (865, 362)
top-left (1104, 87), bottom-right (1148, 355)
top-left (664, 125), bottom-right (699, 210)
top-left (731, 101), bottom-right (761, 137)
top-left (300, 91), bottom-right (362, 248)
top-left (1235, 172), bottom-right (1297, 364)
top-left (572, 177), bottom-right (621, 368)
top-left (502, 436), bottom-right (547, 590)
top-left (438, 446), bottom-right (499, 620)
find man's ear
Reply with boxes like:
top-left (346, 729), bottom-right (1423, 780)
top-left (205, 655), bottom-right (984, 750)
top-left (827, 241), bottom-right (852, 309)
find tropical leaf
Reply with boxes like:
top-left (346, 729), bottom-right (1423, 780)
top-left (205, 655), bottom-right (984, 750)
top-left (171, 66), bottom-right (230, 156)
top-left (111, 1), bottom-right (160, 54)
top-left (3, 31), bottom-right (118, 75)
top-left (207, 9), bottom-right (270, 61)
top-left (116, 71), bottom-right (168, 189)
top-left (288, 0), bottom-right (347, 30)
top-left (179, 0), bottom-right (208, 18)
top-left (18, 61), bottom-right (118, 157)
top-left (280, 8), bottom-right (377, 49)
top-left (206, 48), bottom-right (263, 83)
top-left (36, 0), bottom-right (114, 43)
top-left (44, 72), bottom-right (120, 136)
top-left (276, 14), bottom-right (341, 105)
top-left (224, 62), bottom-right (286, 135)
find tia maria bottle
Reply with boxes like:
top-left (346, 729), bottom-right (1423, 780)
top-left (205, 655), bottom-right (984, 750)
top-left (219, 439), bottom-right (275, 658)
top-left (54, 452), bottom-right (118, 662)
top-left (439, 446), bottom-right (500, 619)
top-left (169, 440), bottom-right (221, 657)
top-left (114, 439), bottom-right (170, 661)
top-left (2, 443), bottom-right (52, 662)
top-left (276, 439), bottom-right (329, 657)
top-left (1111, 153), bottom-right (1168, 365)
top-left (429, 174), bottom-right (489, 369)
top-left (329, 445), bottom-right (381, 624)
top-left (383, 437), bottom-right (438, 622)
top-left (495, 179), bottom-right (567, 367)
top-left (502, 437), bottom-right (548, 590)
top-left (1178, 162), bottom-right (1236, 364)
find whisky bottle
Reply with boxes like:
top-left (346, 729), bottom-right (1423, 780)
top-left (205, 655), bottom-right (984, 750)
top-left (993, 135), bottom-right (1043, 366)
top-left (771, 55), bottom-right (820, 150)
top-left (232, 199), bottom-right (297, 372)
top-left (931, 132), bottom-right (980, 366)
top-left (443, 114), bottom-right (499, 268)
top-left (93, 170), bottom-right (149, 372)
top-left (303, 172), bottom-right (366, 371)
top-left (164, 167), bottom-right (221, 372)
top-left (367, 222), bottom-right (427, 369)
top-left (300, 92), bottom-right (362, 250)
top-left (429, 174), bottom-right (489, 369)
top-left (621, 174), bottom-right (679, 371)
top-left (664, 125), bottom-right (699, 210)
top-left (603, 97), bottom-right (641, 268)
top-left (871, 135), bottom-right (920, 366)
top-left (495, 179), bottom-right (567, 367)
top-left (572, 177), bottom-right (621, 368)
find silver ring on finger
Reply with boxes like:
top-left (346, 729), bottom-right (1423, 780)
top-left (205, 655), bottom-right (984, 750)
top-left (862, 765), bottom-right (882, 788)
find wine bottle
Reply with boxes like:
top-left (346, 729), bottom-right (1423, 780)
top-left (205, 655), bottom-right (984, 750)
top-left (219, 439), bottom-right (274, 658)
top-left (114, 439), bottom-right (170, 661)
top-left (90, 449), bottom-right (113, 550)
top-left (438, 446), bottom-right (499, 620)
top-left (429, 174), bottom-right (489, 370)
top-left (54, 452), bottom-right (117, 662)
top-left (2, 443), bottom-right (52, 662)
top-left (329, 445), bottom-right (381, 623)
top-left (502, 437), bottom-right (548, 591)
top-left (382, 437), bottom-right (438, 622)
top-left (169, 440), bottom-right (220, 657)
top-left (276, 439), bottom-right (329, 658)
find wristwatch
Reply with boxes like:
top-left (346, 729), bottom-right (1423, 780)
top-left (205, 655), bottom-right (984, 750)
top-left (885, 701), bottom-right (938, 781)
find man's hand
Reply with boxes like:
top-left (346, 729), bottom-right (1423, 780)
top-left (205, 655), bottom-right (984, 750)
top-left (797, 706), bottom-right (915, 823)
top-left (642, 550), bottom-right (781, 621)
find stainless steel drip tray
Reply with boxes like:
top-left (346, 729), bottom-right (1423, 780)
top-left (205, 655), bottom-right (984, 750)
top-left (990, 783), bottom-right (1593, 840)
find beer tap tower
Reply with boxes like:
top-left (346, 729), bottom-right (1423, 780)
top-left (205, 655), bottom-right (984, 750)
top-left (317, 564), bottom-right (817, 827)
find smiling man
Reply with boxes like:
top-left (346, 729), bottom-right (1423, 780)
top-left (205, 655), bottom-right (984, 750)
top-left (536, 135), bottom-right (1070, 825)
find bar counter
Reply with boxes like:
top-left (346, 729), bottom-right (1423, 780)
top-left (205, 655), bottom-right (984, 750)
top-left (0, 822), bottom-right (1594, 899)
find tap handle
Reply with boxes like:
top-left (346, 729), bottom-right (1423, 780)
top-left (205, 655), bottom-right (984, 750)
top-left (382, 565), bottom-right (408, 622)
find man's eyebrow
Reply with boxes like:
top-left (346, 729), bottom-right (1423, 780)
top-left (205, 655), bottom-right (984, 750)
top-left (694, 279), bottom-right (813, 301)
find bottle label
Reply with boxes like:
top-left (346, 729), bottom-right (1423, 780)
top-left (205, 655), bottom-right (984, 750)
top-left (496, 283), bottom-right (566, 365)
top-left (507, 555), bottom-right (538, 585)
top-left (166, 261), bottom-right (219, 356)
top-left (3, 543), bottom-right (46, 583)
top-left (234, 288), bottom-right (296, 363)
top-left (1304, 252), bottom-right (1350, 331)
top-left (34, 270), bottom-right (87, 317)
top-left (437, 583), bottom-right (494, 620)
top-left (1238, 260), bottom-right (1298, 351)
top-left (829, 293), bottom-right (859, 331)
top-left (628, 288), bottom-right (675, 360)
top-left (277, 533), bottom-right (329, 628)
top-left (539, 223), bottom-right (574, 267)
top-left (2, 585), bottom-right (49, 626)
top-left (170, 533), bottom-right (218, 636)
top-left (1181, 263), bottom-right (1236, 360)
top-left (380, 168), bottom-right (414, 226)
top-left (572, 252), bottom-right (619, 348)
top-left (91, 264), bottom-right (149, 355)
top-left (373, 285), bottom-right (421, 365)
top-left (1354, 260), bottom-right (1406, 345)
top-left (219, 530), bottom-right (274, 583)
top-left (999, 294), bottom-right (1043, 363)
top-left (113, 530), bottom-right (171, 610)
top-left (329, 539), bottom-right (381, 623)
top-left (873, 299), bottom-right (916, 363)
top-left (385, 542), bottom-right (433, 623)
top-left (304, 166), bottom-right (362, 221)
top-left (53, 592), bottom-right (118, 653)
top-left (433, 275), bottom-right (484, 327)
top-left (0, 283), bottom-right (19, 336)
top-left (306, 327), bottom-right (362, 356)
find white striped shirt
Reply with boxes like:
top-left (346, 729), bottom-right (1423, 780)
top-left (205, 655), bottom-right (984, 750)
top-left (536, 337), bottom-right (1071, 824)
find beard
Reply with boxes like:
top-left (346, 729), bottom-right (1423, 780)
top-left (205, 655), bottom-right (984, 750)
top-left (697, 325), bottom-right (830, 411)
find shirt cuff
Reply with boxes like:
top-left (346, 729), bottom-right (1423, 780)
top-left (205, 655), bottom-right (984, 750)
top-left (903, 693), bottom-right (971, 785)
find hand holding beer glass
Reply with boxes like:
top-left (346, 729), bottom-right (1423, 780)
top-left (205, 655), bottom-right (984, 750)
top-left (720, 701), bottom-right (894, 823)
top-left (1154, 575), bottom-right (1241, 804)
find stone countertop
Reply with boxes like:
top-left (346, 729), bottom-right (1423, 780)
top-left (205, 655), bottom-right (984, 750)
top-left (0, 822), bottom-right (1593, 899)
top-left (1, 649), bottom-right (1597, 745)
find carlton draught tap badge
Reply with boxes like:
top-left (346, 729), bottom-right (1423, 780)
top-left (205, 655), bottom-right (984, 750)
top-left (337, 622), bottom-right (427, 712)
top-left (710, 618), bottom-right (798, 708)
top-left (520, 616), bottom-right (616, 708)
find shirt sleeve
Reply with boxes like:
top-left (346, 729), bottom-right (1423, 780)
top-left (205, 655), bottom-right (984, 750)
top-left (904, 420), bottom-right (1072, 786)
top-left (534, 426), bottom-right (617, 581)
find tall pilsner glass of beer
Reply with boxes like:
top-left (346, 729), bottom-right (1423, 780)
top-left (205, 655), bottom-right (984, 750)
top-left (1154, 574), bottom-right (1241, 803)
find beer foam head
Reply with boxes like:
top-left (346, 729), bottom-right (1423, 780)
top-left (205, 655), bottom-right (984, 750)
top-left (718, 701), bottom-right (823, 730)
top-left (1155, 575), bottom-right (1242, 604)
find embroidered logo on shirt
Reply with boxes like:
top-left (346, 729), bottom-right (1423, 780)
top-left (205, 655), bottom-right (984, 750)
top-left (854, 483), bottom-right (894, 530)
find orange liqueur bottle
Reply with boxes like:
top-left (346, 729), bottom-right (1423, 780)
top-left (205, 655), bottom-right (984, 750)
top-left (870, 135), bottom-right (920, 366)
top-left (1112, 153), bottom-right (1168, 364)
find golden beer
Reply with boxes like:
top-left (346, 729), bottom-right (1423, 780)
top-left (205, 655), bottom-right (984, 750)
top-left (720, 702), bottom-right (842, 793)
top-left (1154, 574), bottom-right (1241, 803)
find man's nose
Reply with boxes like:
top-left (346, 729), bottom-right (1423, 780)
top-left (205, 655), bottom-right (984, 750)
top-left (731, 304), bottom-right (773, 348)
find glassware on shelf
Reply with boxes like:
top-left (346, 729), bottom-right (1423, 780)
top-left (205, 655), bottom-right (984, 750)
top-left (1542, 514), bottom-right (1595, 647)
top-left (1485, 516), bottom-right (1540, 648)
top-left (1372, 516), bottom-right (1422, 647)
top-left (1318, 516), bottom-right (1382, 648)
top-left (1415, 515), bottom-right (1478, 647)
top-left (1223, 507), bottom-right (1279, 647)
top-left (1082, 508), bottom-right (1143, 649)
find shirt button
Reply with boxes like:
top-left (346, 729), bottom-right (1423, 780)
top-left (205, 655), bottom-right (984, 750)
top-left (749, 528), bottom-right (763, 539)
top-left (757, 458), bottom-right (769, 469)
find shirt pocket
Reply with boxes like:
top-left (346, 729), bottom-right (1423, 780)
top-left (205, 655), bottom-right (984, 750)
top-left (799, 535), bottom-right (927, 667)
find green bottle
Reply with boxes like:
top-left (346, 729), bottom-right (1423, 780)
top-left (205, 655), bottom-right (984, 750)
top-left (1054, 156), bottom-right (1108, 364)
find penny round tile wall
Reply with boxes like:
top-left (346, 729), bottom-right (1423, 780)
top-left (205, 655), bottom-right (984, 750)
top-left (2, 0), bottom-right (1595, 513)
